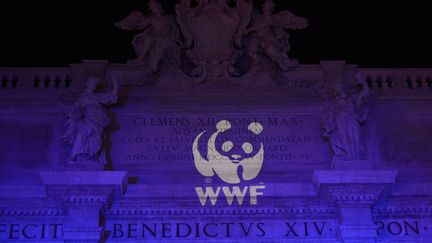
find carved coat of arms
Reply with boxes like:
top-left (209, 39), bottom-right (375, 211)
top-left (115, 0), bottom-right (308, 84)
top-left (176, 0), bottom-right (252, 80)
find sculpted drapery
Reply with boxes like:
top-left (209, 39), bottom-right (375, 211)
top-left (320, 74), bottom-right (370, 165)
top-left (63, 77), bottom-right (118, 164)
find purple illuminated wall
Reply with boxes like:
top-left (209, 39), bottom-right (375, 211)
top-left (1, 1), bottom-right (432, 243)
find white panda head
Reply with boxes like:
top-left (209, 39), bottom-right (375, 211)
top-left (193, 120), bottom-right (265, 184)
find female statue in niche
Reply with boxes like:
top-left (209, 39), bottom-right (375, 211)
top-left (62, 76), bottom-right (118, 164)
top-left (320, 74), bottom-right (370, 166)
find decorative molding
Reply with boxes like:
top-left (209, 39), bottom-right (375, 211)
top-left (108, 207), bottom-right (335, 217)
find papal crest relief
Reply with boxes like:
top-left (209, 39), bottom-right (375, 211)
top-left (115, 0), bottom-right (308, 85)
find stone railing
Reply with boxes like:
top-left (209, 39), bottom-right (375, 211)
top-left (0, 61), bottom-right (431, 95)
top-left (358, 68), bottom-right (432, 91)
top-left (0, 67), bottom-right (72, 90)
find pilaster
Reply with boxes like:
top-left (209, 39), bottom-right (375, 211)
top-left (39, 171), bottom-right (127, 243)
top-left (313, 170), bottom-right (398, 243)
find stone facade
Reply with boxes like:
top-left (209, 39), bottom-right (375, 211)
top-left (1, 1), bottom-right (432, 242)
top-left (1, 60), bottom-right (431, 242)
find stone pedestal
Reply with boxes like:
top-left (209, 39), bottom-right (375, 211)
top-left (39, 171), bottom-right (127, 243)
top-left (65, 160), bottom-right (105, 171)
top-left (313, 170), bottom-right (398, 243)
top-left (333, 160), bottom-right (375, 170)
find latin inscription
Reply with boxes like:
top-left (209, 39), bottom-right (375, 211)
top-left (112, 115), bottom-right (327, 170)
top-left (108, 221), bottom-right (335, 240)
top-left (0, 220), bottom-right (428, 241)
top-left (0, 223), bottom-right (62, 240)
top-left (376, 220), bottom-right (425, 237)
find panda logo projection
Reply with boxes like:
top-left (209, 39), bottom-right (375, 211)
top-left (193, 120), bottom-right (264, 184)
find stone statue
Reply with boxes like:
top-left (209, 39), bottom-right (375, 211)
top-left (320, 74), bottom-right (370, 167)
top-left (115, 0), bottom-right (179, 72)
top-left (246, 0), bottom-right (308, 70)
top-left (115, 0), bottom-right (308, 83)
top-left (62, 77), bottom-right (118, 164)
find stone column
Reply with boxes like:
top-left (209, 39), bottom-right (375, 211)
top-left (313, 170), bottom-right (397, 243)
top-left (40, 171), bottom-right (127, 243)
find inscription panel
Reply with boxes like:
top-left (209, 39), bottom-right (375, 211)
top-left (105, 219), bottom-right (338, 241)
top-left (111, 113), bottom-right (330, 183)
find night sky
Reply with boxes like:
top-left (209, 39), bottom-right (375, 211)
top-left (0, 0), bottom-right (431, 68)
